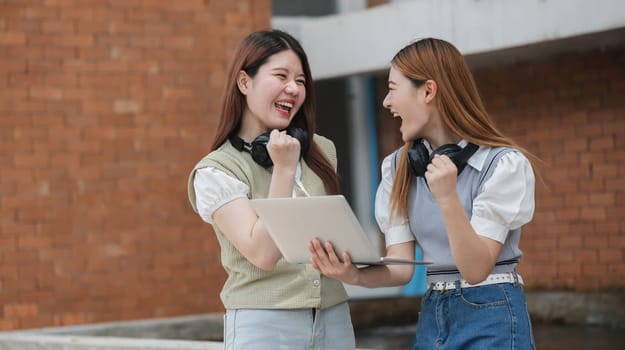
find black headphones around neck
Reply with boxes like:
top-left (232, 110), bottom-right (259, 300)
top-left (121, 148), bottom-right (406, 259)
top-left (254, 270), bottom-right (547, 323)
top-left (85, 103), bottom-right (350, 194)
top-left (229, 126), bottom-right (310, 167)
top-left (407, 139), bottom-right (479, 177)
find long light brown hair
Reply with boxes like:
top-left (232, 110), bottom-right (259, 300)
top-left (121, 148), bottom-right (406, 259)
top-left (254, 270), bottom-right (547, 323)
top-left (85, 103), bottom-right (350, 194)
top-left (389, 38), bottom-right (536, 219)
top-left (211, 29), bottom-right (339, 194)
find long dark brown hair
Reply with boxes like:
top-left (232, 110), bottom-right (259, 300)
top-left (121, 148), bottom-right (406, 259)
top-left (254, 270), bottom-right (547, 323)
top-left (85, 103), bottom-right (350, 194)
top-left (389, 38), bottom-right (537, 219)
top-left (211, 29), bottom-right (339, 194)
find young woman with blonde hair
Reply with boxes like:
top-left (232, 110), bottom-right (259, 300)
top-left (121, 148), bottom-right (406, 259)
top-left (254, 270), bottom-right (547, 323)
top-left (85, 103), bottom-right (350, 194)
top-left (310, 38), bottom-right (536, 349)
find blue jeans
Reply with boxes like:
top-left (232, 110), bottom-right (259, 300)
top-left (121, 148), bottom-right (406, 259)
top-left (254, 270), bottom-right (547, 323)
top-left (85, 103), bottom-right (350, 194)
top-left (413, 282), bottom-right (535, 350)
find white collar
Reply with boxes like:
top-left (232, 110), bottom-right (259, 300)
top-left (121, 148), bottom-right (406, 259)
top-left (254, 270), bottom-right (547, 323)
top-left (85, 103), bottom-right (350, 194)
top-left (467, 144), bottom-right (489, 172)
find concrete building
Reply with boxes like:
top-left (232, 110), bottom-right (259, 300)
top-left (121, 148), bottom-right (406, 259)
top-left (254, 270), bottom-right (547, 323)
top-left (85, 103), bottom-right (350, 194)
top-left (274, 0), bottom-right (625, 307)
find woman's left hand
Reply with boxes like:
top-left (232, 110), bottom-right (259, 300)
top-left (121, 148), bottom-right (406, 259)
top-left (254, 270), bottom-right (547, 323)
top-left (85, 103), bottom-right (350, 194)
top-left (308, 239), bottom-right (360, 285)
top-left (425, 154), bottom-right (459, 205)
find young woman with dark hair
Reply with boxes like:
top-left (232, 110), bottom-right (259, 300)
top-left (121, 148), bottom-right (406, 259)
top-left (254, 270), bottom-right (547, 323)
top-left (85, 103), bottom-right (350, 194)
top-left (188, 29), bottom-right (354, 350)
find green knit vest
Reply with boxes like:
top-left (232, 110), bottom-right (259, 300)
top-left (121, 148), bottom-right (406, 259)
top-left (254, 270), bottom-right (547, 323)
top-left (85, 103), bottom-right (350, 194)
top-left (187, 134), bottom-right (348, 309)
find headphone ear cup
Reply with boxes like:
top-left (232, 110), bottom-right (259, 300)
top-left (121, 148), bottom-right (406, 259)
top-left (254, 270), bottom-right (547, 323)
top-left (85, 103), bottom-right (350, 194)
top-left (447, 143), bottom-right (478, 174)
top-left (407, 141), bottom-right (430, 177)
top-left (431, 144), bottom-right (462, 160)
top-left (241, 127), bottom-right (311, 168)
top-left (250, 132), bottom-right (273, 167)
top-left (286, 127), bottom-right (310, 157)
top-left (406, 140), bottom-right (479, 177)
top-left (430, 143), bottom-right (478, 175)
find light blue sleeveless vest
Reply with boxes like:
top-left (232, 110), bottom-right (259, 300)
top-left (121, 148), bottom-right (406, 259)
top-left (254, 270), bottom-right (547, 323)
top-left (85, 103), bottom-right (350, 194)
top-left (393, 147), bottom-right (522, 283)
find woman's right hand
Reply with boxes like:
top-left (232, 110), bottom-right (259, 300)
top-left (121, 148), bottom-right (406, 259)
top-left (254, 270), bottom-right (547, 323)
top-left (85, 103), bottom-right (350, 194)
top-left (308, 238), bottom-right (360, 285)
top-left (266, 129), bottom-right (300, 169)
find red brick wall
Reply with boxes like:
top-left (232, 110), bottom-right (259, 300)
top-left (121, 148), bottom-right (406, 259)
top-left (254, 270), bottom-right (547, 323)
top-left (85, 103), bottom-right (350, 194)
top-left (474, 48), bottom-right (625, 292)
top-left (0, 0), bottom-right (270, 330)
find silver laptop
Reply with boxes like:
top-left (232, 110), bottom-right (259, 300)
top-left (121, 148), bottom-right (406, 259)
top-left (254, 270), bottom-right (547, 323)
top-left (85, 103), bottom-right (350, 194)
top-left (250, 195), bottom-right (430, 265)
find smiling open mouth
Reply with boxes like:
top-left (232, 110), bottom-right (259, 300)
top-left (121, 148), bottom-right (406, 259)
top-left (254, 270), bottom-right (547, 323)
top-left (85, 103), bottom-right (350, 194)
top-left (275, 101), bottom-right (293, 114)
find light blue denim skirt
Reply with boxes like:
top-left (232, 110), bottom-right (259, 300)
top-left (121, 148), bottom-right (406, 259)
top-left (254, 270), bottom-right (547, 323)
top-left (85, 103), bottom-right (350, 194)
top-left (224, 301), bottom-right (355, 350)
top-left (413, 281), bottom-right (536, 350)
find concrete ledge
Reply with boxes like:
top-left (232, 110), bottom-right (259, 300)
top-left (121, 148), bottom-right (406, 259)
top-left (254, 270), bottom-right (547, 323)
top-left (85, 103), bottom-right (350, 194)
top-left (0, 333), bottom-right (221, 350)
top-left (527, 291), bottom-right (625, 328)
top-left (0, 333), bottom-right (375, 350)
top-left (349, 292), bottom-right (625, 328)
top-left (24, 314), bottom-right (223, 341)
top-left (1, 292), bottom-right (622, 349)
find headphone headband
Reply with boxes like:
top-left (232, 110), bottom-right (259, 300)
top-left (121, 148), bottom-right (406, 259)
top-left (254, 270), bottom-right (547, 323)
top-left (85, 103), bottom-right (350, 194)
top-left (407, 139), bottom-right (478, 177)
top-left (229, 133), bottom-right (251, 152)
top-left (229, 127), bottom-right (310, 167)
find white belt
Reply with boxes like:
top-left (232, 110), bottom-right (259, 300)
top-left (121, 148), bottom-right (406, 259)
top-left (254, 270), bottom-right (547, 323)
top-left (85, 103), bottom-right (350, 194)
top-left (430, 272), bottom-right (523, 291)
